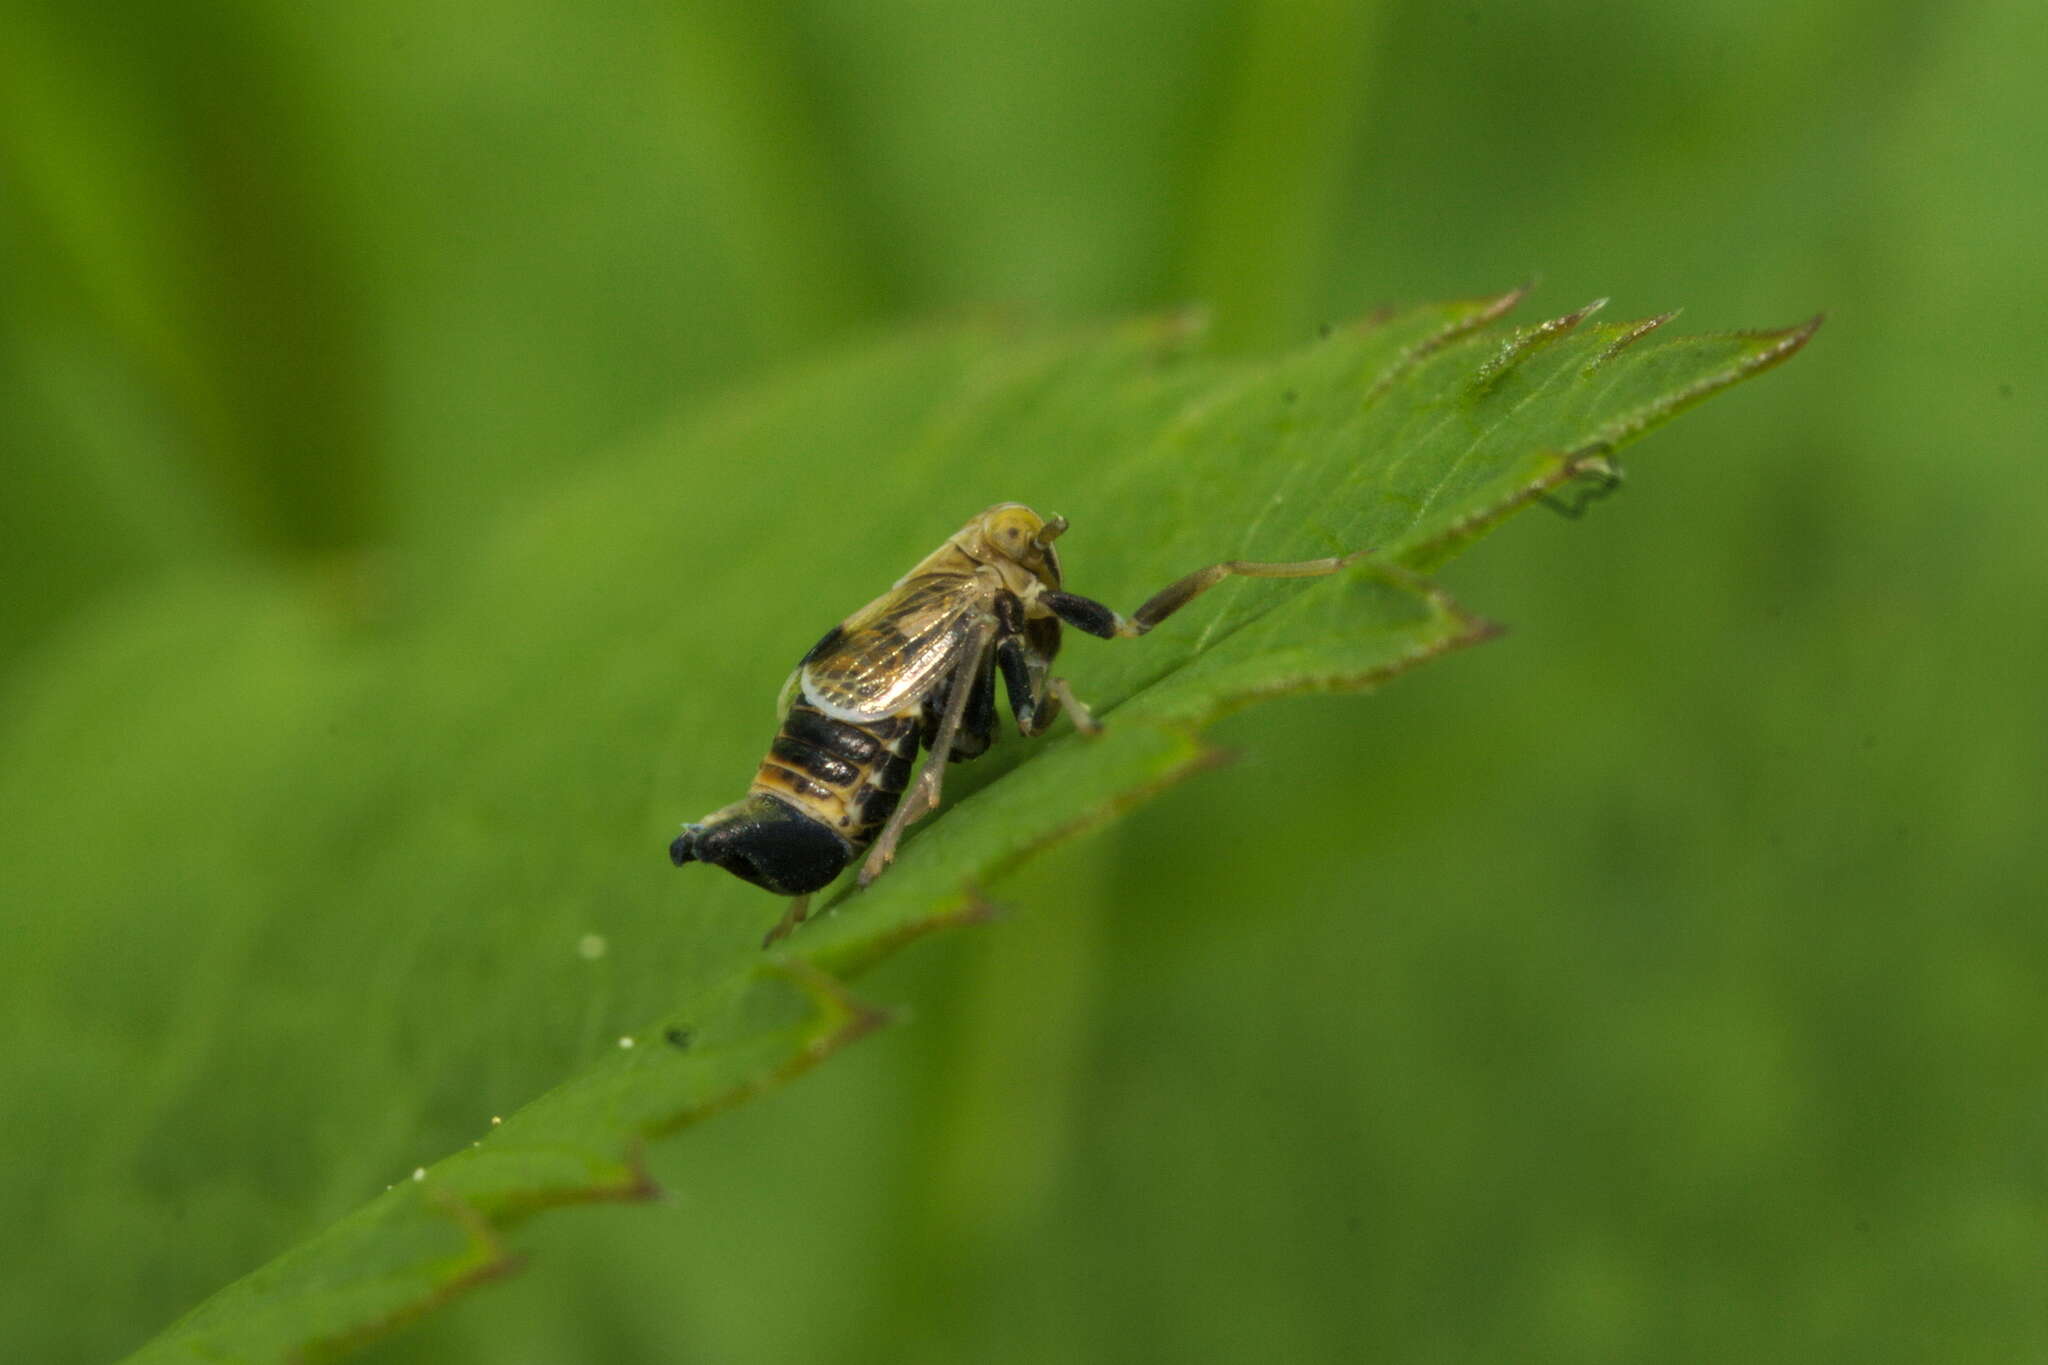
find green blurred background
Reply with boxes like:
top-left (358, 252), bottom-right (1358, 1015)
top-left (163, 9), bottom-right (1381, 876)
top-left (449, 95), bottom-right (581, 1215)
top-left (4, 1), bottom-right (2043, 1361)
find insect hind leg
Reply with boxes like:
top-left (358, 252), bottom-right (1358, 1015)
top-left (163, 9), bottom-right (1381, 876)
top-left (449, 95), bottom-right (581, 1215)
top-left (858, 619), bottom-right (993, 887)
top-left (761, 894), bottom-right (811, 949)
top-left (856, 773), bottom-right (940, 886)
top-left (924, 655), bottom-right (996, 760)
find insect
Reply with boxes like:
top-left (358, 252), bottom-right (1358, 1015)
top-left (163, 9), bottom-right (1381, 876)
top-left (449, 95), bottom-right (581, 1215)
top-left (670, 502), bottom-right (1371, 945)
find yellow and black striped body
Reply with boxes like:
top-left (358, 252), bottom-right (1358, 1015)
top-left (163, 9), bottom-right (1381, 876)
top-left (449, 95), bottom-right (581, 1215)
top-left (750, 698), bottom-right (920, 853)
top-left (673, 503), bottom-right (1071, 905)
top-left (676, 499), bottom-right (1378, 934)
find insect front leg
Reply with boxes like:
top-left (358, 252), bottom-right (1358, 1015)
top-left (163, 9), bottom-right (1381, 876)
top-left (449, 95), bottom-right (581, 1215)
top-left (995, 593), bottom-right (1099, 737)
top-left (1042, 546), bottom-right (1375, 640)
top-left (858, 619), bottom-right (995, 887)
top-left (996, 633), bottom-right (1099, 737)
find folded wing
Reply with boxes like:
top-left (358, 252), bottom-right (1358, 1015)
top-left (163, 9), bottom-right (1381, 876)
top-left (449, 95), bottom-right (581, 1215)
top-left (799, 574), bottom-right (989, 722)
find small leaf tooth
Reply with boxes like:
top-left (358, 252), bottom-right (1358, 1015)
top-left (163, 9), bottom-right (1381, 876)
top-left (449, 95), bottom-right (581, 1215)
top-left (1586, 310), bottom-right (1680, 372)
top-left (1341, 284), bottom-right (1523, 345)
top-left (1422, 283), bottom-right (1530, 353)
top-left (764, 955), bottom-right (893, 1039)
top-left (612, 1139), bottom-right (663, 1204)
top-left (1478, 281), bottom-right (1532, 324)
top-left (1533, 297), bottom-right (1607, 338)
top-left (1475, 298), bottom-right (1608, 385)
top-left (1364, 283), bottom-right (1528, 403)
top-left (805, 884), bottom-right (1013, 973)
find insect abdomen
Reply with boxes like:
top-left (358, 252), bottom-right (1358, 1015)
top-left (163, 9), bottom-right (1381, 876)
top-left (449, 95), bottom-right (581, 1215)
top-left (750, 700), bottom-right (917, 852)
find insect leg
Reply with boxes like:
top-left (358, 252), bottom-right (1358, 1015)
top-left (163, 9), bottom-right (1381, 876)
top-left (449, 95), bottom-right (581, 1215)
top-left (927, 653), bottom-right (997, 760)
top-left (996, 594), bottom-right (1058, 737)
top-left (996, 633), bottom-right (1056, 735)
top-left (761, 894), bottom-right (812, 949)
top-left (858, 619), bottom-right (995, 886)
top-left (1044, 547), bottom-right (1374, 639)
top-left (959, 655), bottom-right (996, 756)
top-left (1048, 676), bottom-right (1099, 734)
top-left (996, 605), bottom-right (1100, 738)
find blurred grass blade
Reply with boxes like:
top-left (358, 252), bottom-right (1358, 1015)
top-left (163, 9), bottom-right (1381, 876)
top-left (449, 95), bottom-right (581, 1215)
top-left (25, 293), bottom-right (1817, 1362)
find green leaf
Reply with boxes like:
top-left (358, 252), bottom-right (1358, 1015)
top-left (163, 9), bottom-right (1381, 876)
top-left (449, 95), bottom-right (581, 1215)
top-left (0, 293), bottom-right (1813, 1363)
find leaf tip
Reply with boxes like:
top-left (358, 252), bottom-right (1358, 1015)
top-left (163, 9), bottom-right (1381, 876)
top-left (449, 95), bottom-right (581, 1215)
top-left (1467, 614), bottom-right (1510, 646)
top-left (1581, 309), bottom-right (1824, 449)
top-left (1715, 311), bottom-right (1826, 382)
top-left (1781, 311), bottom-right (1827, 347)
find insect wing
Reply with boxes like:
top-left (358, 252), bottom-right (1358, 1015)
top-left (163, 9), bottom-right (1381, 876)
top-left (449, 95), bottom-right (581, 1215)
top-left (800, 575), bottom-right (984, 722)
